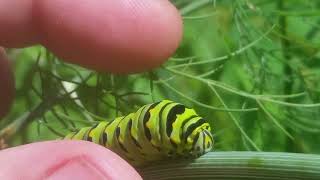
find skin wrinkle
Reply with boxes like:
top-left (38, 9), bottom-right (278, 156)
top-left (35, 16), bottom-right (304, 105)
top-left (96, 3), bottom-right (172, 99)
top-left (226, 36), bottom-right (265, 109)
top-left (43, 154), bottom-right (111, 179)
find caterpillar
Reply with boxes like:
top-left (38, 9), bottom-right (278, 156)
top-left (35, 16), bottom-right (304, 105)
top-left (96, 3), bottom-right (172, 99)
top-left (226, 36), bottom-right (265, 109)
top-left (64, 100), bottom-right (214, 167)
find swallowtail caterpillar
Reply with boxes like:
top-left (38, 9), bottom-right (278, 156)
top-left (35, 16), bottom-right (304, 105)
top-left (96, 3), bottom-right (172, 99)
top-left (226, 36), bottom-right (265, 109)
top-left (65, 100), bottom-right (214, 167)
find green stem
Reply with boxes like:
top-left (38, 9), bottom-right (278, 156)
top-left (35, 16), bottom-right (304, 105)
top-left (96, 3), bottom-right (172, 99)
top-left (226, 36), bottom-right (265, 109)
top-left (278, 0), bottom-right (292, 97)
top-left (140, 152), bottom-right (320, 180)
top-left (278, 0), bottom-right (297, 152)
top-left (180, 0), bottom-right (212, 15)
top-left (0, 98), bottom-right (60, 141)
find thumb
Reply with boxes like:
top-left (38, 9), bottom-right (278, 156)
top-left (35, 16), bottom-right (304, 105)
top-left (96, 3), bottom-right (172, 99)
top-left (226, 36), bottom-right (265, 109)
top-left (0, 140), bottom-right (142, 180)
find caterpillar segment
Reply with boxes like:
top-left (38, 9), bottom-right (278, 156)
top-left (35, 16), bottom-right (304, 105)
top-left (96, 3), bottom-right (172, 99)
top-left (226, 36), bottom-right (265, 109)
top-left (64, 100), bottom-right (214, 167)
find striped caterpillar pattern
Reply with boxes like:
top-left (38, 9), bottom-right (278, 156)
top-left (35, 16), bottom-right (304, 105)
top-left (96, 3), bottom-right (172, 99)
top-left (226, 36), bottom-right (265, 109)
top-left (64, 100), bottom-right (214, 167)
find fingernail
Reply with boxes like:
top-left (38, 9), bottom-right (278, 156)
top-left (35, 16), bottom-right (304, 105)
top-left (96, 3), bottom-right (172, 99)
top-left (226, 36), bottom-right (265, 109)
top-left (46, 156), bottom-right (109, 180)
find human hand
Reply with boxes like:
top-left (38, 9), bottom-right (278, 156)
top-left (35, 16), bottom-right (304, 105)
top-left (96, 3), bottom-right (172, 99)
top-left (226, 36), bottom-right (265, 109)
top-left (0, 0), bottom-right (182, 179)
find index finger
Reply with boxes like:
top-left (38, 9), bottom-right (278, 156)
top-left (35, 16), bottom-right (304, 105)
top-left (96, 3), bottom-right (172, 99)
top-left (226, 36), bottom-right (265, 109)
top-left (0, 0), bottom-right (183, 73)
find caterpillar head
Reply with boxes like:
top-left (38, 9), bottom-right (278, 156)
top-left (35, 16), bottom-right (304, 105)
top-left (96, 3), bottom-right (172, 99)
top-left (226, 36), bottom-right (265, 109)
top-left (167, 103), bottom-right (214, 158)
top-left (190, 127), bottom-right (214, 157)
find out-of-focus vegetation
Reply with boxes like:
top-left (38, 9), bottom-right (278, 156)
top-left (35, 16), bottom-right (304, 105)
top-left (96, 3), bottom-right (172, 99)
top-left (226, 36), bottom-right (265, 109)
top-left (1, 0), bottom-right (320, 155)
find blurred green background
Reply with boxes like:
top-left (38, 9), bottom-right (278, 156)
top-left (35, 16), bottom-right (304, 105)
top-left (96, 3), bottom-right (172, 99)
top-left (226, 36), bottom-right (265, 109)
top-left (1, 0), bottom-right (320, 154)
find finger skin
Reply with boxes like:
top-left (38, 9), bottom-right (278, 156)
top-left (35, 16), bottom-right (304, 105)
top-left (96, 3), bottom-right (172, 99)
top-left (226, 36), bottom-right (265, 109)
top-left (0, 48), bottom-right (15, 118)
top-left (0, 0), bottom-right (183, 73)
top-left (0, 0), bottom-right (37, 47)
top-left (0, 140), bottom-right (142, 180)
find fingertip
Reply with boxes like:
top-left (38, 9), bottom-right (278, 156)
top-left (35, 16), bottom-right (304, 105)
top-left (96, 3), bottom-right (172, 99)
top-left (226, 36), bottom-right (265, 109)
top-left (33, 0), bottom-right (183, 73)
top-left (0, 140), bottom-right (142, 180)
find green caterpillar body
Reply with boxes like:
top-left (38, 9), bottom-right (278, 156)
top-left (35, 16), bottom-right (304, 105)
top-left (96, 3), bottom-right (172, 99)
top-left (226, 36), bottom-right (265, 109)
top-left (65, 100), bottom-right (214, 166)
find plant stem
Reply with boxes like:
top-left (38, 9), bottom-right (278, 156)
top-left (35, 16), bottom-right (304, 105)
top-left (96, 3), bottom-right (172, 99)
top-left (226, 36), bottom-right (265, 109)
top-left (0, 97), bottom-right (61, 141)
top-left (278, 0), bottom-right (297, 152)
top-left (140, 152), bottom-right (320, 180)
top-left (278, 0), bottom-right (292, 97)
top-left (180, 0), bottom-right (213, 15)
